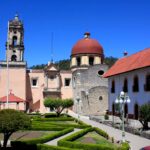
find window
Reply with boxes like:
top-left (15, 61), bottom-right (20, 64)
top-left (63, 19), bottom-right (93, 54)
top-left (111, 80), bottom-right (115, 93)
top-left (31, 78), bottom-right (38, 87)
top-left (133, 76), bottom-right (139, 92)
top-left (123, 78), bottom-right (128, 92)
top-left (99, 96), bottom-right (103, 100)
top-left (11, 55), bottom-right (17, 61)
top-left (50, 75), bottom-right (54, 80)
top-left (76, 57), bottom-right (81, 66)
top-left (12, 36), bottom-right (17, 46)
top-left (89, 57), bottom-right (94, 66)
top-left (134, 103), bottom-right (139, 120)
top-left (65, 78), bottom-right (71, 86)
top-left (144, 74), bottom-right (150, 91)
top-left (98, 70), bottom-right (104, 76)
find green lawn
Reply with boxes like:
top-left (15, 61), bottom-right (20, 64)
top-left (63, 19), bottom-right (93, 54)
top-left (75, 131), bottom-right (117, 148)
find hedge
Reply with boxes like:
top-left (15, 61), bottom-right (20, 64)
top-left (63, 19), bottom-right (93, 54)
top-left (31, 126), bottom-right (65, 131)
top-left (120, 142), bottom-right (130, 150)
top-left (58, 127), bottom-right (130, 150)
top-left (37, 144), bottom-right (82, 150)
top-left (34, 117), bottom-right (74, 121)
top-left (44, 113), bottom-right (71, 118)
top-left (11, 127), bottom-right (74, 150)
top-left (94, 127), bottom-right (109, 139)
top-left (58, 127), bottom-right (93, 141)
top-left (32, 121), bottom-right (91, 129)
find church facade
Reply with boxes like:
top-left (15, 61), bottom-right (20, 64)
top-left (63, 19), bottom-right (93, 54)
top-left (0, 15), bottom-right (73, 113)
top-left (0, 15), bottom-right (108, 114)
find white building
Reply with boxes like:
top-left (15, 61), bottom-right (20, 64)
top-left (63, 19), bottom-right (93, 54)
top-left (104, 48), bottom-right (150, 119)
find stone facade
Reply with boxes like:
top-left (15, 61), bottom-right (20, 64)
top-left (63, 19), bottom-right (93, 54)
top-left (72, 64), bottom-right (108, 115)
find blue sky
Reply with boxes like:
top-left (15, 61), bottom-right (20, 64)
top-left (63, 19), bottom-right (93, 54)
top-left (0, 0), bottom-right (150, 67)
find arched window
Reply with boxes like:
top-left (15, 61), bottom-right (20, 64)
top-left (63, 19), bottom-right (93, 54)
top-left (12, 36), bottom-right (17, 46)
top-left (133, 76), bottom-right (139, 92)
top-left (134, 103), bottom-right (139, 120)
top-left (11, 55), bottom-right (17, 61)
top-left (123, 78), bottom-right (128, 92)
top-left (111, 80), bottom-right (115, 93)
top-left (89, 57), bottom-right (94, 66)
top-left (144, 74), bottom-right (150, 91)
top-left (76, 57), bottom-right (81, 66)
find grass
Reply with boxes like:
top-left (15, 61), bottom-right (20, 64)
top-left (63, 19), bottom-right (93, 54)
top-left (75, 131), bottom-right (118, 148)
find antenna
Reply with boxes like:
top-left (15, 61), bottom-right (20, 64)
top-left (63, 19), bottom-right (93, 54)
top-left (51, 32), bottom-right (54, 63)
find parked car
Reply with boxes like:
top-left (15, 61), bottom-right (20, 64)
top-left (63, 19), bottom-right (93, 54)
top-left (141, 146), bottom-right (150, 150)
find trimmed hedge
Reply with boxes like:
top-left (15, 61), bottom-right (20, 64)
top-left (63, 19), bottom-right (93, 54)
top-left (32, 121), bottom-right (91, 129)
top-left (44, 113), bottom-right (71, 118)
top-left (11, 127), bottom-right (74, 150)
top-left (37, 144), bottom-right (82, 150)
top-left (94, 127), bottom-right (109, 139)
top-left (120, 142), bottom-right (130, 150)
top-left (58, 140), bottom-right (117, 150)
top-left (34, 117), bottom-right (74, 121)
top-left (31, 126), bottom-right (65, 131)
top-left (58, 128), bottom-right (93, 141)
top-left (58, 127), bottom-right (130, 150)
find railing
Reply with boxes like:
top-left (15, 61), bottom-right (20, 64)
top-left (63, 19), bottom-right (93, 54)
top-left (43, 87), bottom-right (61, 92)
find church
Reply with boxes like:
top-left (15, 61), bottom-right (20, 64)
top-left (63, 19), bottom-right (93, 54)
top-left (0, 15), bottom-right (108, 114)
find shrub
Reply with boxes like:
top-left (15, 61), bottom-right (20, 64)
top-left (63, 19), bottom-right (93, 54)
top-left (139, 103), bottom-right (150, 130)
top-left (120, 142), bottom-right (130, 150)
top-left (104, 114), bottom-right (109, 120)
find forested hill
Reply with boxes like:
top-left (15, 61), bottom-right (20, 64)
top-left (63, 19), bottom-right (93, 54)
top-left (29, 56), bottom-right (118, 70)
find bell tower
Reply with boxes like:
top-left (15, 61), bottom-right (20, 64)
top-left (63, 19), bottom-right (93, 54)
top-left (6, 14), bottom-right (24, 62)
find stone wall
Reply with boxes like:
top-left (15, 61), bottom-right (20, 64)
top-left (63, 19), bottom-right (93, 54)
top-left (72, 64), bottom-right (108, 115)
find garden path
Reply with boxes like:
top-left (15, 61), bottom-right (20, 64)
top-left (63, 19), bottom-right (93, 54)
top-left (45, 128), bottom-right (81, 146)
top-left (68, 110), bottom-right (150, 150)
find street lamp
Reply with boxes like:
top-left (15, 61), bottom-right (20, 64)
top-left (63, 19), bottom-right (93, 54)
top-left (115, 91), bottom-right (130, 143)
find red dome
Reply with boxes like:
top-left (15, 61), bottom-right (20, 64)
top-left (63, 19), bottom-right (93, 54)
top-left (71, 32), bottom-right (103, 56)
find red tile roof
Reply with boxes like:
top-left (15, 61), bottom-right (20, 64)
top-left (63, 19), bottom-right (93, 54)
top-left (103, 48), bottom-right (150, 78)
top-left (0, 93), bottom-right (25, 103)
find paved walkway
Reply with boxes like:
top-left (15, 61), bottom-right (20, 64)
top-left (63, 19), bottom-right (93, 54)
top-left (68, 110), bottom-right (150, 150)
top-left (45, 128), bottom-right (80, 146)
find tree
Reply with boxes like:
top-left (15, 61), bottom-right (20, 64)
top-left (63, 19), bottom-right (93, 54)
top-left (104, 56), bottom-right (118, 68)
top-left (0, 109), bottom-right (31, 148)
top-left (55, 59), bottom-right (70, 70)
top-left (44, 98), bottom-right (73, 117)
top-left (139, 103), bottom-right (150, 130)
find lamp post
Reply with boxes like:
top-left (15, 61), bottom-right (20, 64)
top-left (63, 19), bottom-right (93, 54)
top-left (115, 91), bottom-right (130, 143)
